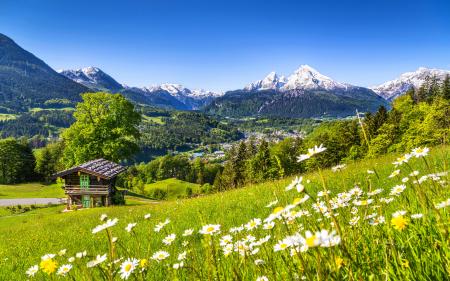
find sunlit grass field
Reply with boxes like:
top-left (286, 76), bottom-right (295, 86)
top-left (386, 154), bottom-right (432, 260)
top-left (0, 146), bottom-right (448, 280)
top-left (0, 113), bottom-right (17, 121)
top-left (142, 115), bottom-right (165, 124)
top-left (144, 178), bottom-right (201, 199)
top-left (0, 182), bottom-right (64, 199)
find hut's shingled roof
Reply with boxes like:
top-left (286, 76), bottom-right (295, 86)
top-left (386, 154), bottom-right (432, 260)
top-left (53, 159), bottom-right (126, 179)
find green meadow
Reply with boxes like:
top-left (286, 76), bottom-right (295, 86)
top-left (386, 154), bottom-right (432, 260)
top-left (0, 146), bottom-right (449, 280)
top-left (0, 183), bottom-right (64, 199)
top-left (144, 178), bottom-right (201, 200)
top-left (0, 113), bottom-right (17, 121)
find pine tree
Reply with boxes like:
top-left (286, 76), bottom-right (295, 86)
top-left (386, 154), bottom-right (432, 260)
top-left (212, 170), bottom-right (223, 191)
top-left (406, 88), bottom-right (417, 104)
top-left (428, 75), bottom-right (440, 102)
top-left (246, 136), bottom-right (258, 158)
top-left (35, 147), bottom-right (53, 182)
top-left (193, 158), bottom-right (205, 185)
top-left (416, 83), bottom-right (428, 103)
top-left (230, 141), bottom-right (248, 188)
top-left (250, 139), bottom-right (273, 181)
top-left (372, 106), bottom-right (388, 136)
top-left (442, 74), bottom-right (450, 100)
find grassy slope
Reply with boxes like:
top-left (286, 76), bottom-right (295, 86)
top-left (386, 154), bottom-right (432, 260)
top-left (0, 146), bottom-right (448, 279)
top-left (144, 178), bottom-right (201, 199)
top-left (0, 113), bottom-right (17, 121)
top-left (0, 183), bottom-right (65, 199)
top-left (142, 115), bottom-right (165, 124)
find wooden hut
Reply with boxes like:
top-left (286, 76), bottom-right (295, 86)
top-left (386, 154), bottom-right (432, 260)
top-left (53, 159), bottom-right (126, 209)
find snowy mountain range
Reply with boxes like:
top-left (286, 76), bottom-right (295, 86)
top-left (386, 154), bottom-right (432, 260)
top-left (59, 63), bottom-right (450, 116)
top-left (143, 84), bottom-right (221, 100)
top-left (371, 67), bottom-right (450, 100)
top-left (59, 63), bottom-right (450, 117)
top-left (59, 68), bottom-right (221, 110)
top-left (205, 66), bottom-right (389, 118)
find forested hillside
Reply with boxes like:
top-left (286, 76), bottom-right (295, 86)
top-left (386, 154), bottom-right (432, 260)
top-left (204, 88), bottom-right (389, 118)
top-left (0, 34), bottom-right (88, 111)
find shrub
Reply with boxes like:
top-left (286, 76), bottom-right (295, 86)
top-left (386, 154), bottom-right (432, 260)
top-left (151, 188), bottom-right (168, 200)
top-left (111, 192), bottom-right (125, 205)
top-left (201, 183), bottom-right (212, 194)
top-left (185, 186), bottom-right (193, 197)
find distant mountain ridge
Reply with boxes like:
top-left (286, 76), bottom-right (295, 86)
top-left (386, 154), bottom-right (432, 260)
top-left (120, 84), bottom-right (220, 110)
top-left (59, 66), bottom-right (222, 110)
top-left (371, 67), bottom-right (450, 100)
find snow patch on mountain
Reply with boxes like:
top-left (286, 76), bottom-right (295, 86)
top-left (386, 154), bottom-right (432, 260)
top-left (143, 83), bottom-right (221, 99)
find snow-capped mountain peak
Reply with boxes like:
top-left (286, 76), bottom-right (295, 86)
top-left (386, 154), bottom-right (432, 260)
top-left (371, 67), bottom-right (450, 100)
top-left (282, 65), bottom-right (347, 91)
top-left (58, 66), bottom-right (123, 92)
top-left (244, 65), bottom-right (348, 92)
top-left (244, 71), bottom-right (287, 91)
top-left (81, 66), bottom-right (101, 75)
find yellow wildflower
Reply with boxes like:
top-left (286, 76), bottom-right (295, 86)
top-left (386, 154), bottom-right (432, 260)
top-left (391, 216), bottom-right (408, 231)
top-left (272, 207), bottom-right (284, 214)
top-left (401, 259), bottom-right (409, 268)
top-left (140, 259), bottom-right (148, 269)
top-left (335, 256), bottom-right (344, 269)
top-left (40, 258), bottom-right (57, 275)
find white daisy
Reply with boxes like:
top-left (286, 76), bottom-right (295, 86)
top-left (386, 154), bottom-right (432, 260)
top-left (390, 184), bottom-right (406, 196)
top-left (389, 169), bottom-right (400, 178)
top-left (177, 251), bottom-right (187, 261)
top-left (162, 234), bottom-right (176, 245)
top-left (286, 176), bottom-right (304, 193)
top-left (125, 223), bottom-right (137, 233)
top-left (173, 262), bottom-right (184, 269)
top-left (119, 258), bottom-right (139, 280)
top-left (245, 218), bottom-right (262, 230)
top-left (297, 144), bottom-right (327, 162)
top-left (26, 265), bottom-right (38, 277)
top-left (199, 224), bottom-right (221, 235)
top-left (411, 147), bottom-right (429, 158)
top-left (86, 254), bottom-right (107, 268)
top-left (56, 264), bottom-right (72, 276)
top-left (331, 164), bottom-right (346, 172)
top-left (151, 250), bottom-right (170, 262)
top-left (411, 213), bottom-right (423, 219)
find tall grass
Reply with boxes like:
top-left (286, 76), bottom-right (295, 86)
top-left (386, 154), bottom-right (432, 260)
top-left (0, 146), bottom-right (449, 280)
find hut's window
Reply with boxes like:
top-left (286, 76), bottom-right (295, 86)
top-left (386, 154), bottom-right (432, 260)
top-left (80, 174), bottom-right (90, 189)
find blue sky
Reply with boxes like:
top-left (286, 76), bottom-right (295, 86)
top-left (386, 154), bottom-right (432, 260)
top-left (1, 0), bottom-right (449, 92)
